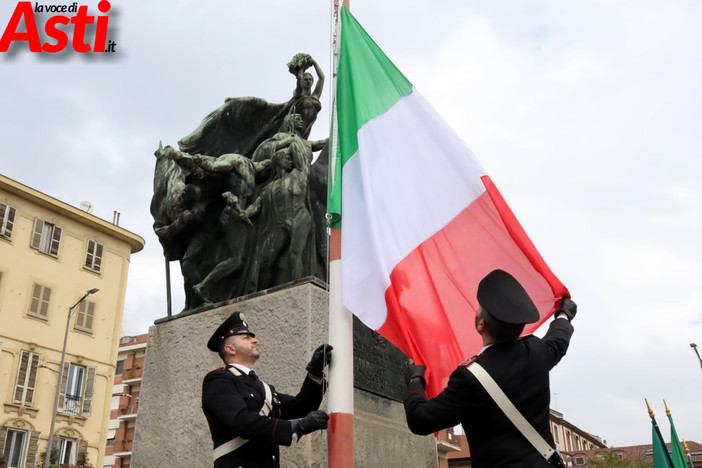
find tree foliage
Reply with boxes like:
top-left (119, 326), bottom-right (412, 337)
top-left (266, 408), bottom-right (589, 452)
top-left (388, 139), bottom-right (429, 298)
top-left (586, 452), bottom-right (653, 468)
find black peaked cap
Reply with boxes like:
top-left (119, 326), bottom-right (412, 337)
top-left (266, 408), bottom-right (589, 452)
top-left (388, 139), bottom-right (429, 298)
top-left (477, 269), bottom-right (539, 325)
top-left (207, 311), bottom-right (255, 352)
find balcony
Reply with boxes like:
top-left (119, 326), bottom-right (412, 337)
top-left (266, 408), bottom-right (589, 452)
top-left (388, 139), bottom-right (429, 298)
top-left (61, 395), bottom-right (82, 416)
top-left (118, 402), bottom-right (139, 420)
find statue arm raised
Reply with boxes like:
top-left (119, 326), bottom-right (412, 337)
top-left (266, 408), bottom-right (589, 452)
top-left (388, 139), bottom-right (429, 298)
top-left (311, 58), bottom-right (325, 99)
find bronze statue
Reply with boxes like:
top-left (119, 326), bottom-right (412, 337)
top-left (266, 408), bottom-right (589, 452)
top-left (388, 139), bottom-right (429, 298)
top-left (150, 54), bottom-right (329, 312)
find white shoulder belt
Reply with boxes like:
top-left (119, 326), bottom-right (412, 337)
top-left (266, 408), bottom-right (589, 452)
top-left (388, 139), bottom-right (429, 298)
top-left (467, 362), bottom-right (556, 461)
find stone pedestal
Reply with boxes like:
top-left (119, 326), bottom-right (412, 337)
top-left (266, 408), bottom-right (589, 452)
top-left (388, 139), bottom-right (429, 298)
top-left (131, 279), bottom-right (437, 467)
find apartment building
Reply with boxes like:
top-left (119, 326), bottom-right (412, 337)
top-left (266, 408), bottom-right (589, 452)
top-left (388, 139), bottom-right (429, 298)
top-left (440, 410), bottom-right (607, 467)
top-left (0, 174), bottom-right (144, 468)
top-left (103, 334), bottom-right (147, 468)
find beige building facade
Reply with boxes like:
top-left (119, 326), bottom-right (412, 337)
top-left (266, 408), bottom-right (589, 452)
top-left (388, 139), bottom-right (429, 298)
top-left (0, 174), bottom-right (144, 468)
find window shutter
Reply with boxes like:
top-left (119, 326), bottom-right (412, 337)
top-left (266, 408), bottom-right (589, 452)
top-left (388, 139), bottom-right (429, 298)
top-left (24, 352), bottom-right (39, 404)
top-left (76, 302), bottom-right (86, 329)
top-left (85, 240), bottom-right (95, 269)
top-left (81, 366), bottom-right (97, 416)
top-left (30, 284), bottom-right (52, 318)
top-left (30, 218), bottom-right (43, 249)
top-left (94, 242), bottom-right (103, 271)
top-left (85, 302), bottom-right (95, 331)
top-left (85, 241), bottom-right (104, 272)
top-left (12, 350), bottom-right (39, 405)
top-left (0, 203), bottom-right (15, 239)
top-left (40, 285), bottom-right (51, 317)
top-left (26, 431), bottom-right (40, 467)
top-left (12, 350), bottom-right (30, 403)
top-left (57, 361), bottom-right (70, 411)
top-left (75, 301), bottom-right (95, 332)
top-left (29, 284), bottom-right (40, 316)
top-left (0, 427), bottom-right (6, 456)
top-left (49, 225), bottom-right (62, 256)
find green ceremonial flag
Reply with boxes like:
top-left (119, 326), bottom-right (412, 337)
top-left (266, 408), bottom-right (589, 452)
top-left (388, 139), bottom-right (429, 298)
top-left (647, 399), bottom-right (674, 468)
top-left (665, 401), bottom-right (688, 468)
top-left (651, 421), bottom-right (674, 468)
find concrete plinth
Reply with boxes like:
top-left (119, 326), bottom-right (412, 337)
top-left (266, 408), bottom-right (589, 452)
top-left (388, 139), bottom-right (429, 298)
top-left (131, 279), bottom-right (437, 467)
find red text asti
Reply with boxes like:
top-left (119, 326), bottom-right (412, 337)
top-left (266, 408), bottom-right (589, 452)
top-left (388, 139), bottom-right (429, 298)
top-left (0, 1), bottom-right (116, 53)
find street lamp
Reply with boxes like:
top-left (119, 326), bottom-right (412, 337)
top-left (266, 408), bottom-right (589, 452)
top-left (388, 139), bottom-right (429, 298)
top-left (691, 343), bottom-right (702, 371)
top-left (43, 288), bottom-right (99, 468)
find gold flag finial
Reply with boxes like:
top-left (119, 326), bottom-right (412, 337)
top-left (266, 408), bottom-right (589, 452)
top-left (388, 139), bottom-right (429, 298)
top-left (682, 439), bottom-right (690, 454)
top-left (663, 399), bottom-right (672, 417)
top-left (645, 398), bottom-right (655, 419)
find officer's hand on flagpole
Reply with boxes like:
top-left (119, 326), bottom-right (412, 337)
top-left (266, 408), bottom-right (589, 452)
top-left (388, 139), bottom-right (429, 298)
top-left (292, 410), bottom-right (329, 439)
top-left (404, 364), bottom-right (426, 388)
top-left (306, 344), bottom-right (333, 378)
top-left (557, 297), bottom-right (577, 322)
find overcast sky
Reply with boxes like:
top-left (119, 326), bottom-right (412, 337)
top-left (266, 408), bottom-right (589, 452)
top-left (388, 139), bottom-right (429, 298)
top-left (2, 0), bottom-right (701, 449)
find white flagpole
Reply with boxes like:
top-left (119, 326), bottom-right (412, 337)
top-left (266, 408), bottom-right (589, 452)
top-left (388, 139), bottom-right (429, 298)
top-left (326, 1), bottom-right (354, 466)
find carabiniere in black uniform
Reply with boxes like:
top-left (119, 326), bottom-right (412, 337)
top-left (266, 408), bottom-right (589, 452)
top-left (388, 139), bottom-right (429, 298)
top-left (403, 269), bottom-right (576, 468)
top-left (202, 311), bottom-right (331, 468)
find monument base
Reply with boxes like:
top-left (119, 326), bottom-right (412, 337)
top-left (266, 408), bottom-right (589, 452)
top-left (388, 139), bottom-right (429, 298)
top-left (131, 279), bottom-right (437, 467)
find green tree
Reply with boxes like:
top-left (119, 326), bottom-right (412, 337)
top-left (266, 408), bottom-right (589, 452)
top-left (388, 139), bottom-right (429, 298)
top-left (587, 452), bottom-right (653, 468)
top-left (36, 446), bottom-right (94, 468)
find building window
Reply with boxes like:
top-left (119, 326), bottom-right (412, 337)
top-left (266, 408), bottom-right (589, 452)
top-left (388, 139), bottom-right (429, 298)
top-left (13, 350), bottom-right (40, 406)
top-left (84, 240), bottom-right (103, 272)
top-left (552, 423), bottom-right (559, 443)
top-left (574, 456), bottom-right (586, 466)
top-left (58, 437), bottom-right (76, 465)
top-left (0, 202), bottom-right (16, 240)
top-left (115, 359), bottom-right (124, 375)
top-left (58, 363), bottom-right (96, 417)
top-left (28, 283), bottom-right (51, 319)
top-left (30, 218), bottom-right (62, 256)
top-left (566, 430), bottom-right (572, 451)
top-left (74, 300), bottom-right (95, 333)
top-left (3, 428), bottom-right (26, 468)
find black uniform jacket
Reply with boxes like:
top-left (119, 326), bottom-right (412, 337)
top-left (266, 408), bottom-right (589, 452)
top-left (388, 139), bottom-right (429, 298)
top-left (404, 318), bottom-right (574, 468)
top-left (202, 366), bottom-right (324, 468)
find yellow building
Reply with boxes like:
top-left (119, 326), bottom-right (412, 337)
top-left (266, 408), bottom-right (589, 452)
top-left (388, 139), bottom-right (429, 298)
top-left (0, 174), bottom-right (144, 468)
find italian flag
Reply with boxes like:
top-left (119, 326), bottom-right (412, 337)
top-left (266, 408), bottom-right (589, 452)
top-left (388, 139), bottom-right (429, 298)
top-left (328, 6), bottom-right (569, 398)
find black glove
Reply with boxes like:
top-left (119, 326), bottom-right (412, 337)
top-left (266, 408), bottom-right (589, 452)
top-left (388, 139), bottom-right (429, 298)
top-left (557, 297), bottom-right (577, 322)
top-left (292, 410), bottom-right (329, 438)
top-left (306, 344), bottom-right (333, 377)
top-left (404, 364), bottom-right (426, 387)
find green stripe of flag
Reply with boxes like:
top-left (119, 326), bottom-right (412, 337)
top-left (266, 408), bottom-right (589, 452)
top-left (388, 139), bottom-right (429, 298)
top-left (328, 6), bottom-right (412, 228)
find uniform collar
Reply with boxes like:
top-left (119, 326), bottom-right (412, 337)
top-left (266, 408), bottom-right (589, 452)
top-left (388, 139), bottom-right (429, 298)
top-left (227, 363), bottom-right (253, 375)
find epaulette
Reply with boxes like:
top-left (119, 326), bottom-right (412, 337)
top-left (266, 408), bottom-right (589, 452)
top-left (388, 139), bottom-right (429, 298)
top-left (459, 354), bottom-right (483, 369)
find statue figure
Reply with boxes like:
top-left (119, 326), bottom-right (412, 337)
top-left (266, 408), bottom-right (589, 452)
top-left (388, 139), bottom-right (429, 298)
top-left (286, 53), bottom-right (325, 140)
top-left (249, 113), bottom-right (327, 289)
top-left (150, 54), bottom-right (329, 312)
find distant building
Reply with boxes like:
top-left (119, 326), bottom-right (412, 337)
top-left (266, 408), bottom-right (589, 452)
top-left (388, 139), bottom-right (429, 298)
top-left (103, 334), bottom-right (147, 468)
top-left (438, 409), bottom-right (606, 467)
top-left (566, 440), bottom-right (702, 466)
top-left (550, 409), bottom-right (607, 453)
top-left (0, 174), bottom-right (144, 468)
